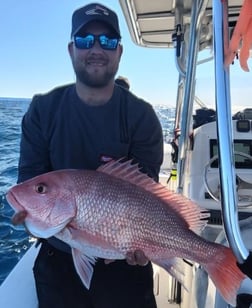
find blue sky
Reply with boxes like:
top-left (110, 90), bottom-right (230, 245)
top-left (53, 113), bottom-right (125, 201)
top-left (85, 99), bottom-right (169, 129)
top-left (0, 0), bottom-right (251, 108)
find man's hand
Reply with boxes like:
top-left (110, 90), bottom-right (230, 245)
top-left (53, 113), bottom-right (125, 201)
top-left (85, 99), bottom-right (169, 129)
top-left (104, 250), bottom-right (149, 266)
top-left (126, 250), bottom-right (149, 266)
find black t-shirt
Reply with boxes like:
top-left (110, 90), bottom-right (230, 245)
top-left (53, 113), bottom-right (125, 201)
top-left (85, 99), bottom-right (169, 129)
top-left (18, 84), bottom-right (163, 183)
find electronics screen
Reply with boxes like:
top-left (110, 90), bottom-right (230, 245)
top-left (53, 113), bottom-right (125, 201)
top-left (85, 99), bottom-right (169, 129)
top-left (236, 120), bottom-right (250, 132)
top-left (210, 139), bottom-right (252, 168)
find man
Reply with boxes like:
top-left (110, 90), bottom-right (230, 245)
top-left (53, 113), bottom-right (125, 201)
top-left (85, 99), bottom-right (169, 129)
top-left (18, 3), bottom-right (163, 308)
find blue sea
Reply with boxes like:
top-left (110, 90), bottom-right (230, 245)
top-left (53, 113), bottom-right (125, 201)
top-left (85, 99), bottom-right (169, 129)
top-left (0, 98), bottom-right (32, 285)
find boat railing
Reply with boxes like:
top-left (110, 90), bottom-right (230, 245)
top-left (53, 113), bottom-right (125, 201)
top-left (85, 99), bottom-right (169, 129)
top-left (212, 0), bottom-right (248, 263)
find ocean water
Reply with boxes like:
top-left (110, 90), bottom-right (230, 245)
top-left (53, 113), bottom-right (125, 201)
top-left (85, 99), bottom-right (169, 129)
top-left (0, 98), bottom-right (32, 285)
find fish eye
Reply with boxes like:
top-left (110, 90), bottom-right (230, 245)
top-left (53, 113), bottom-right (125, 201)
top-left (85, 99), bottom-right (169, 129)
top-left (35, 183), bottom-right (47, 194)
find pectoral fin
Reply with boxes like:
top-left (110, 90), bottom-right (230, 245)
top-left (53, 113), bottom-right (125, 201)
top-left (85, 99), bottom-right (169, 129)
top-left (72, 248), bottom-right (97, 289)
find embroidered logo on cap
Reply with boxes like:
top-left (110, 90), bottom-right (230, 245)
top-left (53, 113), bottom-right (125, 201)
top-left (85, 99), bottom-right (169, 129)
top-left (85, 5), bottom-right (109, 16)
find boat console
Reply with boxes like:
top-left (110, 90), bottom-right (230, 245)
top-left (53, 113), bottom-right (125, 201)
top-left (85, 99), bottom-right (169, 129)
top-left (188, 115), bottom-right (252, 214)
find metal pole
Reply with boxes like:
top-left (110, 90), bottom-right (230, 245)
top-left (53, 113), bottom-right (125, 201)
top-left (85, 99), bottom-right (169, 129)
top-left (212, 0), bottom-right (248, 262)
top-left (177, 0), bottom-right (199, 192)
top-left (177, 0), bottom-right (208, 191)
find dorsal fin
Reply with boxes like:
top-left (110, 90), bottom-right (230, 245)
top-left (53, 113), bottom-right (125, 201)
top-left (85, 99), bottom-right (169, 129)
top-left (97, 159), bottom-right (209, 233)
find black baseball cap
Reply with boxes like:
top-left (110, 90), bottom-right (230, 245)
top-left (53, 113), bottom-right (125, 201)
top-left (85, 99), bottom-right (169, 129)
top-left (71, 3), bottom-right (121, 38)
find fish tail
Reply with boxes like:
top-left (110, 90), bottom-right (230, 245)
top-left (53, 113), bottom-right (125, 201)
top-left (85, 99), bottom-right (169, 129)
top-left (204, 245), bottom-right (245, 306)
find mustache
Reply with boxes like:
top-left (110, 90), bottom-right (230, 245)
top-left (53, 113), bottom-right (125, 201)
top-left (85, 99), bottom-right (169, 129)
top-left (86, 55), bottom-right (108, 63)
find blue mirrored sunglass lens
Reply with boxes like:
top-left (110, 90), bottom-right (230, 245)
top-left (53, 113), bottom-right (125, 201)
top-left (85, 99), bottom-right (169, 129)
top-left (99, 35), bottom-right (119, 50)
top-left (74, 35), bottom-right (119, 50)
top-left (75, 35), bottom-right (94, 49)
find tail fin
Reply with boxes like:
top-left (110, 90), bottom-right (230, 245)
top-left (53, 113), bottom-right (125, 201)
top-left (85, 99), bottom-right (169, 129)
top-left (204, 246), bottom-right (245, 306)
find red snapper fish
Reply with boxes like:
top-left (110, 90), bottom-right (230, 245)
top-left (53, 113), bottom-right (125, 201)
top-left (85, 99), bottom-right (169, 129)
top-left (6, 160), bottom-right (245, 306)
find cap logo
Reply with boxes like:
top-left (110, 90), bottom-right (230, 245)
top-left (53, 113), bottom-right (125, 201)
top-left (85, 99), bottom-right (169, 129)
top-left (85, 5), bottom-right (109, 16)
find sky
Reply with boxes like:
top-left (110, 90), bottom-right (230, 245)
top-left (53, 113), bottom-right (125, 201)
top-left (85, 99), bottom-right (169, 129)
top-left (0, 0), bottom-right (251, 108)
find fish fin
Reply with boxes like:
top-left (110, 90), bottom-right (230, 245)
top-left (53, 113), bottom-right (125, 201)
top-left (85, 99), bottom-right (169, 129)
top-left (72, 248), bottom-right (97, 289)
top-left (98, 159), bottom-right (209, 234)
top-left (153, 258), bottom-right (187, 290)
top-left (204, 245), bottom-right (245, 306)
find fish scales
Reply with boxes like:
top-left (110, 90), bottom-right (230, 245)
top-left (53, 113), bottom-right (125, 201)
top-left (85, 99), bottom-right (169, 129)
top-left (71, 170), bottom-right (196, 257)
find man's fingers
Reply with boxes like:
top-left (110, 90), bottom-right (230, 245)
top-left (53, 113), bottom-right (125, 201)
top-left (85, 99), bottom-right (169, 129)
top-left (104, 250), bottom-right (149, 266)
top-left (134, 249), bottom-right (149, 266)
top-left (126, 250), bottom-right (149, 266)
top-left (126, 251), bottom-right (137, 265)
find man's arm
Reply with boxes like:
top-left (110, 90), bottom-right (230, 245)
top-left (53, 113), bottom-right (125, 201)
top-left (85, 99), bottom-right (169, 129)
top-left (18, 96), bottom-right (51, 183)
top-left (130, 103), bottom-right (163, 182)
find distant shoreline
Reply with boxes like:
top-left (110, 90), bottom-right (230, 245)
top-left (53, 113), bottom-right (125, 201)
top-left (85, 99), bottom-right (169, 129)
top-left (0, 97), bottom-right (31, 102)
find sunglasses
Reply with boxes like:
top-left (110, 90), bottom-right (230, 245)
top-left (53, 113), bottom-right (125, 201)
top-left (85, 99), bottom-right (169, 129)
top-left (73, 34), bottom-right (120, 50)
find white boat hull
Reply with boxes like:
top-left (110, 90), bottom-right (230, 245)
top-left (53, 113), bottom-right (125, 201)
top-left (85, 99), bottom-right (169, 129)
top-left (0, 243), bottom-right (39, 308)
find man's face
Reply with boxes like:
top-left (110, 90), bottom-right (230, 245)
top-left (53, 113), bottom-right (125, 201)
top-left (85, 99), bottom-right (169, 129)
top-left (68, 21), bottom-right (122, 88)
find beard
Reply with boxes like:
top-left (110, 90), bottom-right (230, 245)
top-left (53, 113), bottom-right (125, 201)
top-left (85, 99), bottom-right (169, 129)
top-left (73, 59), bottom-right (120, 88)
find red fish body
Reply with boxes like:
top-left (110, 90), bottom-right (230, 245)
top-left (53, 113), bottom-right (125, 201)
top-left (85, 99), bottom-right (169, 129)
top-left (6, 160), bottom-right (245, 306)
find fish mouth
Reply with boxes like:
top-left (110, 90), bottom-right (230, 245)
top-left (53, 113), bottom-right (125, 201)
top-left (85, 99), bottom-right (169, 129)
top-left (6, 190), bottom-right (27, 225)
top-left (6, 190), bottom-right (24, 212)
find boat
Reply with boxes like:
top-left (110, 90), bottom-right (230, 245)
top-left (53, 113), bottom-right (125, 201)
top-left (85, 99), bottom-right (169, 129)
top-left (119, 0), bottom-right (252, 307)
top-left (1, 1), bottom-right (252, 307)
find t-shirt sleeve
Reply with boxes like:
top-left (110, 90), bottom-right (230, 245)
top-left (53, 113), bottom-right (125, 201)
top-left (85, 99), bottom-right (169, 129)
top-left (129, 102), bottom-right (163, 182)
top-left (17, 96), bottom-right (51, 183)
